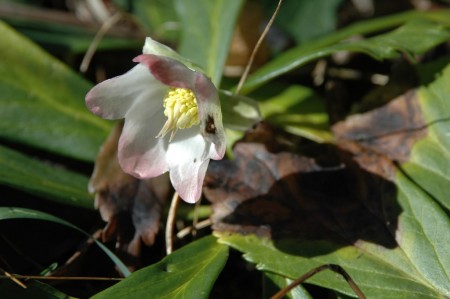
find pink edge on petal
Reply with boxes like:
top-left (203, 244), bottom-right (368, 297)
top-left (212, 142), bottom-right (226, 160)
top-left (133, 54), bottom-right (195, 89)
top-left (85, 89), bottom-right (104, 117)
top-left (194, 73), bottom-right (216, 104)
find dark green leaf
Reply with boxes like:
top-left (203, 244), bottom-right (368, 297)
top-left (0, 20), bottom-right (112, 161)
top-left (175, 0), bottom-right (244, 86)
top-left (263, 0), bottom-right (343, 44)
top-left (93, 236), bottom-right (228, 299)
top-left (0, 145), bottom-right (93, 209)
top-left (0, 207), bottom-right (131, 277)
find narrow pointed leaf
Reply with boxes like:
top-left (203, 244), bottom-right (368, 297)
top-left (0, 207), bottom-right (130, 277)
top-left (241, 14), bottom-right (450, 94)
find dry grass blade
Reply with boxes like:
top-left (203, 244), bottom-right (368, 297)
top-left (235, 0), bottom-right (284, 95)
top-left (1, 268), bottom-right (27, 289)
top-left (80, 12), bottom-right (123, 73)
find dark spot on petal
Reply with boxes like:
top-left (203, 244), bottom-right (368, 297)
top-left (194, 158), bottom-right (197, 163)
top-left (205, 115), bottom-right (216, 134)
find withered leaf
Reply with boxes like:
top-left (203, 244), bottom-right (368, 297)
top-left (89, 121), bottom-right (170, 264)
top-left (333, 89), bottom-right (427, 164)
top-left (204, 122), bottom-right (399, 249)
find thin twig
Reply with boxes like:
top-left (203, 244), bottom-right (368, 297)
top-left (1, 269), bottom-right (27, 289)
top-left (80, 12), bottom-right (123, 73)
top-left (176, 218), bottom-right (212, 239)
top-left (235, 0), bottom-right (283, 95)
top-left (270, 264), bottom-right (366, 299)
top-left (165, 192), bottom-right (180, 255)
top-left (0, 274), bottom-right (122, 281)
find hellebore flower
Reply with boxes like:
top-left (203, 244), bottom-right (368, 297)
top-left (86, 38), bottom-right (226, 203)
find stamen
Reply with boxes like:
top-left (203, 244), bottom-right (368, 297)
top-left (157, 87), bottom-right (200, 141)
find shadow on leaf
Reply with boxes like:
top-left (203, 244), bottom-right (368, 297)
top-left (205, 122), bottom-right (401, 255)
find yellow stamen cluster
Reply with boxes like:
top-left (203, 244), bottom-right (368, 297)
top-left (157, 87), bottom-right (200, 141)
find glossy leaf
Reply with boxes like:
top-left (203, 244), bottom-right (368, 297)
top-left (241, 13), bottom-right (450, 94)
top-left (175, 0), bottom-right (244, 86)
top-left (0, 207), bottom-right (131, 277)
top-left (0, 20), bottom-right (112, 161)
top-left (0, 145), bottom-right (93, 209)
top-left (93, 236), bottom-right (228, 299)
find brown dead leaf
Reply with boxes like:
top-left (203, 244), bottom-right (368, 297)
top-left (204, 122), bottom-right (399, 249)
top-left (89, 121), bottom-right (170, 265)
top-left (333, 89), bottom-right (427, 164)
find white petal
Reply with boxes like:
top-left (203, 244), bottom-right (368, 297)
top-left (118, 87), bottom-right (170, 179)
top-left (86, 64), bottom-right (163, 119)
top-left (166, 128), bottom-right (213, 203)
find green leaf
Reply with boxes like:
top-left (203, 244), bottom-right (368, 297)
top-left (257, 84), bottom-right (332, 142)
top-left (217, 233), bottom-right (446, 299)
top-left (216, 63), bottom-right (450, 299)
top-left (175, 0), bottom-right (244, 86)
top-left (93, 236), bottom-right (228, 299)
top-left (0, 20), bottom-right (112, 161)
top-left (262, 0), bottom-right (344, 44)
top-left (240, 12), bottom-right (450, 94)
top-left (0, 280), bottom-right (75, 299)
top-left (220, 90), bottom-right (261, 131)
top-left (403, 63), bottom-right (450, 211)
top-left (0, 145), bottom-right (93, 209)
top-left (0, 207), bottom-right (131, 277)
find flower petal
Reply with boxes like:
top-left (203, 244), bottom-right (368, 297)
top-left (194, 73), bottom-right (226, 160)
top-left (133, 54), bottom-right (197, 90)
top-left (166, 128), bottom-right (214, 203)
top-left (142, 37), bottom-right (202, 73)
top-left (86, 64), bottom-right (164, 119)
top-left (118, 88), bottom-right (170, 179)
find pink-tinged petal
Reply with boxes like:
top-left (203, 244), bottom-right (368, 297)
top-left (194, 73), bottom-right (226, 160)
top-left (86, 64), bottom-right (164, 119)
top-left (118, 91), bottom-right (169, 179)
top-left (133, 54), bottom-right (196, 90)
top-left (166, 128), bottom-right (213, 203)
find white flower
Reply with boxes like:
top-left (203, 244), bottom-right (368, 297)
top-left (86, 38), bottom-right (226, 203)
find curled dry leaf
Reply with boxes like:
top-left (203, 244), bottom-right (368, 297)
top-left (89, 121), bottom-right (170, 263)
top-left (204, 122), bottom-right (399, 248)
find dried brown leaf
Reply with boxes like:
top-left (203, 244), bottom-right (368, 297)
top-left (89, 122), bottom-right (170, 263)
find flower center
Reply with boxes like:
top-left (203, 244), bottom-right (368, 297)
top-left (156, 87), bottom-right (200, 141)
